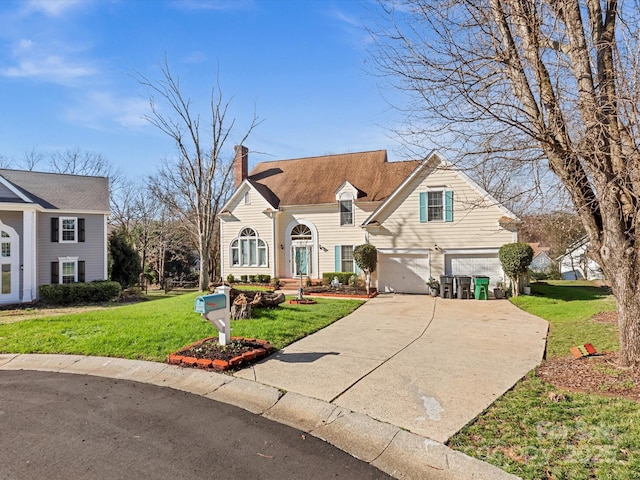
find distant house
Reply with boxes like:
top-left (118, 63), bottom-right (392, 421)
top-left (528, 243), bottom-right (554, 272)
top-left (219, 147), bottom-right (518, 294)
top-left (558, 236), bottom-right (604, 280)
top-left (0, 169), bottom-right (110, 305)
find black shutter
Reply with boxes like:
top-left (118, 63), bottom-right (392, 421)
top-left (78, 218), bottom-right (85, 242)
top-left (78, 261), bottom-right (85, 282)
top-left (51, 218), bottom-right (59, 242)
top-left (51, 262), bottom-right (59, 284)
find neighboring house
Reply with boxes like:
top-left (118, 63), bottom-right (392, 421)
top-left (0, 169), bottom-right (110, 305)
top-left (558, 236), bottom-right (604, 280)
top-left (529, 243), bottom-right (554, 272)
top-left (220, 147), bottom-right (518, 294)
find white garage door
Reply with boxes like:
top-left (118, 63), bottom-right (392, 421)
top-left (378, 254), bottom-right (430, 294)
top-left (445, 253), bottom-right (503, 287)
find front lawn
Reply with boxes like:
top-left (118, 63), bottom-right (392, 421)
top-left (449, 281), bottom-right (640, 479)
top-left (0, 292), bottom-right (362, 362)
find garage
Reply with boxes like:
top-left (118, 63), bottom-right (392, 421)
top-left (378, 253), bottom-right (430, 294)
top-left (444, 252), bottom-right (503, 287)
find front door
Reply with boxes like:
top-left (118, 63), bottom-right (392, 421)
top-left (0, 226), bottom-right (19, 304)
top-left (293, 246), bottom-right (308, 277)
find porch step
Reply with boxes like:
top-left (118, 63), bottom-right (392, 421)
top-left (278, 278), bottom-right (303, 290)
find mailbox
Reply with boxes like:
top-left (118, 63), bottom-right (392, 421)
top-left (194, 293), bottom-right (227, 314)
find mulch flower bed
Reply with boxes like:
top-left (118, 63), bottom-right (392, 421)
top-left (303, 287), bottom-right (378, 299)
top-left (536, 310), bottom-right (640, 402)
top-left (167, 336), bottom-right (273, 372)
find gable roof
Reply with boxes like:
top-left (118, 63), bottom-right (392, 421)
top-left (362, 151), bottom-right (518, 227)
top-left (246, 150), bottom-right (421, 207)
top-left (0, 169), bottom-right (110, 212)
top-left (529, 242), bottom-right (551, 259)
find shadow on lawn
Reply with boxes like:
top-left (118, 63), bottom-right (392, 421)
top-left (531, 282), bottom-right (612, 301)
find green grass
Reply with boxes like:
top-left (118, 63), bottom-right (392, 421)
top-left (511, 281), bottom-right (618, 358)
top-left (450, 373), bottom-right (640, 480)
top-left (450, 280), bottom-right (640, 479)
top-left (0, 292), bottom-right (362, 361)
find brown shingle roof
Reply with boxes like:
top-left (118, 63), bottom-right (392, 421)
top-left (247, 150), bottom-right (421, 207)
top-left (0, 169), bottom-right (110, 211)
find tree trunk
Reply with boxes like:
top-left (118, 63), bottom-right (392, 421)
top-left (231, 303), bottom-right (252, 320)
top-left (229, 288), bottom-right (285, 307)
top-left (199, 242), bottom-right (209, 292)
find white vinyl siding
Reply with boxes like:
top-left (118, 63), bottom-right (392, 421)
top-left (220, 187), bottom-right (275, 278)
top-left (275, 203), bottom-right (375, 278)
top-left (370, 167), bottom-right (513, 252)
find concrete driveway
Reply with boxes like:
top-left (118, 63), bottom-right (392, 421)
top-left (235, 294), bottom-right (548, 443)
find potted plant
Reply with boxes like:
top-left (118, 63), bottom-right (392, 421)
top-left (494, 280), bottom-right (506, 299)
top-left (427, 277), bottom-right (440, 296)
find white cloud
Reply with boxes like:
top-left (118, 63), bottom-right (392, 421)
top-left (23, 0), bottom-right (88, 17)
top-left (65, 91), bottom-right (150, 130)
top-left (182, 51), bottom-right (207, 64)
top-left (1, 38), bottom-right (98, 85)
top-left (171, 0), bottom-right (255, 12)
top-left (1, 53), bottom-right (97, 85)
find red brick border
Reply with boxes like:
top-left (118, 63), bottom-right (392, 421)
top-left (167, 336), bottom-right (273, 372)
top-left (302, 290), bottom-right (378, 299)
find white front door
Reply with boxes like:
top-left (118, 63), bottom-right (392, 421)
top-left (292, 244), bottom-right (311, 277)
top-left (0, 224), bottom-right (20, 304)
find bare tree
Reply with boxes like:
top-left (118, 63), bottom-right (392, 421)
top-left (0, 154), bottom-right (10, 169)
top-left (23, 148), bottom-right (45, 171)
top-left (139, 60), bottom-right (259, 291)
top-left (373, 1), bottom-right (640, 366)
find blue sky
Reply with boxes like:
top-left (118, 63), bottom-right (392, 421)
top-left (0, 0), bottom-right (409, 179)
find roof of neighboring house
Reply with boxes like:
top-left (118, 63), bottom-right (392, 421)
top-left (529, 242), bottom-right (551, 259)
top-left (246, 150), bottom-right (421, 207)
top-left (0, 169), bottom-right (110, 212)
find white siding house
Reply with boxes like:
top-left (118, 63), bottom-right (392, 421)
top-left (220, 147), bottom-right (518, 293)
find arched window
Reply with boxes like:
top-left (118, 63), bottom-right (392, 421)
top-left (231, 228), bottom-right (267, 267)
top-left (290, 224), bottom-right (312, 241)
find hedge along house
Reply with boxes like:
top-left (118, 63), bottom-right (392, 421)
top-left (0, 169), bottom-right (110, 305)
top-left (219, 146), bottom-right (518, 294)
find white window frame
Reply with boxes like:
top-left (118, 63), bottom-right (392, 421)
top-left (60, 217), bottom-right (78, 243)
top-left (427, 191), bottom-right (444, 222)
top-left (59, 256), bottom-right (78, 284)
top-left (341, 245), bottom-right (354, 273)
top-left (230, 228), bottom-right (268, 267)
top-left (339, 193), bottom-right (354, 226)
top-left (244, 191), bottom-right (251, 205)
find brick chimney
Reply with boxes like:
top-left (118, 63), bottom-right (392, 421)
top-left (234, 145), bottom-right (248, 188)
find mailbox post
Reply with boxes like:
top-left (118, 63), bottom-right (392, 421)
top-left (194, 285), bottom-right (231, 345)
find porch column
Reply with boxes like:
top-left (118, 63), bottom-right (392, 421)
top-left (22, 209), bottom-right (37, 302)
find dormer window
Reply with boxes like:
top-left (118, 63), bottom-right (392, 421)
top-left (339, 192), bottom-right (354, 226)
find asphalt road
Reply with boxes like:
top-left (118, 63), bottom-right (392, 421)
top-left (0, 370), bottom-right (393, 480)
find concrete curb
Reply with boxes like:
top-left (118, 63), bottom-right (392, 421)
top-left (0, 354), bottom-right (520, 480)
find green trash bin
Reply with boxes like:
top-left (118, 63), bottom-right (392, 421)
top-left (473, 276), bottom-right (490, 300)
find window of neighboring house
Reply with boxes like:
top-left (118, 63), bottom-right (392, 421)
top-left (427, 191), bottom-right (444, 221)
top-left (339, 194), bottom-right (354, 226)
top-left (341, 245), bottom-right (354, 273)
top-left (51, 258), bottom-right (84, 284)
top-left (231, 228), bottom-right (267, 267)
top-left (58, 257), bottom-right (78, 284)
top-left (60, 217), bottom-right (77, 242)
top-left (1, 231), bottom-right (10, 257)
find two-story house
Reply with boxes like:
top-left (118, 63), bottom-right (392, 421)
top-left (220, 147), bottom-right (517, 294)
top-left (0, 169), bottom-right (110, 305)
